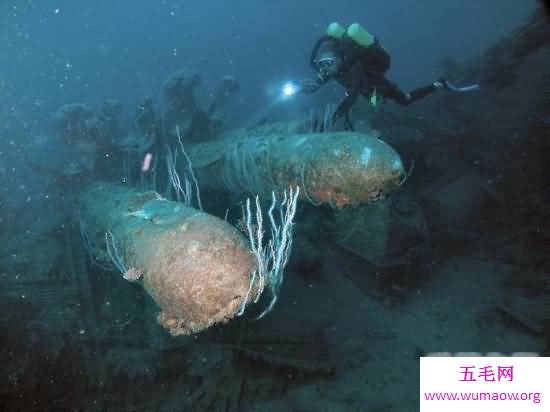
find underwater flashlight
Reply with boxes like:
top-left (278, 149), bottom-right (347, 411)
top-left (281, 82), bottom-right (298, 98)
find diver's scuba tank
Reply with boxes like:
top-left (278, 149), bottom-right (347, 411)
top-left (315, 22), bottom-right (390, 75)
top-left (346, 23), bottom-right (375, 48)
top-left (326, 22), bottom-right (346, 39)
top-left (325, 22), bottom-right (374, 45)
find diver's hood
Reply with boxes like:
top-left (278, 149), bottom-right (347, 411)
top-left (310, 36), bottom-right (342, 73)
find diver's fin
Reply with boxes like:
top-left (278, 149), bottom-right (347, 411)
top-left (438, 78), bottom-right (480, 93)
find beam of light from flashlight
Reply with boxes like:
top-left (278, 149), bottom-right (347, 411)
top-left (281, 82), bottom-right (298, 98)
top-left (245, 81), bottom-right (301, 127)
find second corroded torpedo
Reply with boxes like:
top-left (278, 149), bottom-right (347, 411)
top-left (78, 183), bottom-right (258, 336)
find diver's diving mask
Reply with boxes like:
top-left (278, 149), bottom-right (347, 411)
top-left (316, 56), bottom-right (338, 81)
top-left (317, 57), bottom-right (336, 69)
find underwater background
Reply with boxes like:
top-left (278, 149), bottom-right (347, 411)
top-left (1, 1), bottom-right (549, 411)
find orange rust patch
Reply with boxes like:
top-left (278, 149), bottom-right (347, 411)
top-left (311, 189), bottom-right (352, 208)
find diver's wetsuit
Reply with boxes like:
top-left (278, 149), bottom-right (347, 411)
top-left (308, 35), bottom-right (438, 126)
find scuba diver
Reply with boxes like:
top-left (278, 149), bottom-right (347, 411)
top-left (300, 22), bottom-right (478, 130)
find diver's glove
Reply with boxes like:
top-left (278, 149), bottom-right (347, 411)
top-left (298, 79), bottom-right (322, 94)
top-left (331, 106), bottom-right (354, 130)
top-left (331, 105), bottom-right (346, 125)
